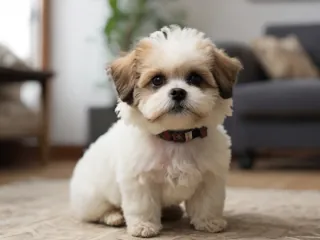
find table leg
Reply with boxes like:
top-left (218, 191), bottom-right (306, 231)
top-left (39, 79), bottom-right (50, 164)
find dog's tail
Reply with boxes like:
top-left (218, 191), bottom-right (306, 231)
top-left (161, 205), bottom-right (184, 222)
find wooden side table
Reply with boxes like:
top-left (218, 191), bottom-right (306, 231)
top-left (0, 66), bottom-right (53, 164)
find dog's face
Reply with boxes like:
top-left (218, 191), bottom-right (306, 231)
top-left (108, 26), bottom-right (242, 130)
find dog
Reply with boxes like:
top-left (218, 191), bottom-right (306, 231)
top-left (70, 25), bottom-right (242, 238)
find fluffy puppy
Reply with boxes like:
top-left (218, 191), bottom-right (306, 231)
top-left (70, 26), bottom-right (242, 238)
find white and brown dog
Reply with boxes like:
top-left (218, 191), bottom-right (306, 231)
top-left (70, 26), bottom-right (242, 238)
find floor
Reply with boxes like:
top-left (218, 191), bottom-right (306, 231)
top-left (2, 158), bottom-right (319, 240)
top-left (1, 158), bottom-right (320, 190)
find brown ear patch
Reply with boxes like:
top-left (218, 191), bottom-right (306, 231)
top-left (108, 51), bottom-right (137, 104)
top-left (107, 40), bottom-right (154, 104)
top-left (211, 49), bottom-right (242, 99)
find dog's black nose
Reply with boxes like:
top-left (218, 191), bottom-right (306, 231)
top-left (170, 88), bottom-right (187, 101)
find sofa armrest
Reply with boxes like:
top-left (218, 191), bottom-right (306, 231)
top-left (216, 42), bottom-right (268, 84)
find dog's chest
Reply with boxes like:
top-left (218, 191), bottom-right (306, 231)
top-left (161, 168), bottom-right (202, 205)
top-left (149, 142), bottom-right (203, 205)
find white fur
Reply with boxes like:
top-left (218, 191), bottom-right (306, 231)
top-left (70, 26), bottom-right (234, 238)
top-left (147, 26), bottom-right (213, 70)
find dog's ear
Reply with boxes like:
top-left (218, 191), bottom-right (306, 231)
top-left (211, 48), bottom-right (242, 99)
top-left (107, 51), bottom-right (137, 104)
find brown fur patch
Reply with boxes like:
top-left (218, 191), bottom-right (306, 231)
top-left (170, 63), bottom-right (217, 89)
top-left (108, 39), bottom-right (154, 104)
top-left (197, 41), bottom-right (242, 99)
top-left (133, 87), bottom-right (152, 106)
top-left (138, 68), bottom-right (164, 88)
top-left (211, 48), bottom-right (243, 99)
top-left (109, 50), bottom-right (137, 104)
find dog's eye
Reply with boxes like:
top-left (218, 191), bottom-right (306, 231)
top-left (186, 73), bottom-right (203, 86)
top-left (151, 75), bottom-right (165, 87)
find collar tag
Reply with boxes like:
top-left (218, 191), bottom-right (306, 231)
top-left (157, 127), bottom-right (208, 143)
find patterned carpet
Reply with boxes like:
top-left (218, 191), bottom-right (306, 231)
top-left (0, 180), bottom-right (320, 240)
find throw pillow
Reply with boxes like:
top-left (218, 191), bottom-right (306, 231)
top-left (251, 35), bottom-right (319, 79)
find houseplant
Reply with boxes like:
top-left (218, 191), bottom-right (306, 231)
top-left (104, 0), bottom-right (186, 55)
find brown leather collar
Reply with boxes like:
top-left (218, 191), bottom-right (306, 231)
top-left (157, 127), bottom-right (208, 143)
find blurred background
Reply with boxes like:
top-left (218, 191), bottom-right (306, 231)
top-left (0, 0), bottom-right (320, 188)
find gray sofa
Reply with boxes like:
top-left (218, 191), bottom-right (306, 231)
top-left (221, 23), bottom-right (320, 169)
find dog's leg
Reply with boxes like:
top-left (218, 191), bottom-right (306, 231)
top-left (120, 180), bottom-right (162, 238)
top-left (186, 173), bottom-right (227, 233)
top-left (71, 189), bottom-right (113, 223)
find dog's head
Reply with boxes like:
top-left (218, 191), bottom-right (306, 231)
top-left (108, 26), bottom-right (242, 131)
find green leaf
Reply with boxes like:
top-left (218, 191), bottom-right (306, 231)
top-left (118, 12), bottom-right (129, 20)
top-left (138, 0), bottom-right (147, 8)
top-left (108, 0), bottom-right (117, 11)
top-left (104, 15), bottom-right (116, 41)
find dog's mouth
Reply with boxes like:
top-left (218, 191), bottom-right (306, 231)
top-left (146, 102), bottom-right (205, 122)
top-left (146, 103), bottom-right (188, 122)
top-left (169, 103), bottom-right (205, 120)
top-left (169, 103), bottom-right (186, 114)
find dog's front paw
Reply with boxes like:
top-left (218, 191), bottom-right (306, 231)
top-left (127, 221), bottom-right (162, 238)
top-left (102, 210), bottom-right (125, 227)
top-left (191, 217), bottom-right (227, 233)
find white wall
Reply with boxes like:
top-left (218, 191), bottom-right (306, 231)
top-left (0, 0), bottom-right (32, 60)
top-left (51, 0), bottom-right (320, 145)
top-left (180, 0), bottom-right (320, 43)
top-left (51, 0), bottom-right (115, 145)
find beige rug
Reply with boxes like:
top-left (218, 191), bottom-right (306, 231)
top-left (0, 180), bottom-right (320, 240)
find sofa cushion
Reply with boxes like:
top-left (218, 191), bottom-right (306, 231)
top-left (234, 79), bottom-right (320, 117)
top-left (266, 24), bottom-right (320, 68)
top-left (251, 35), bottom-right (319, 79)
